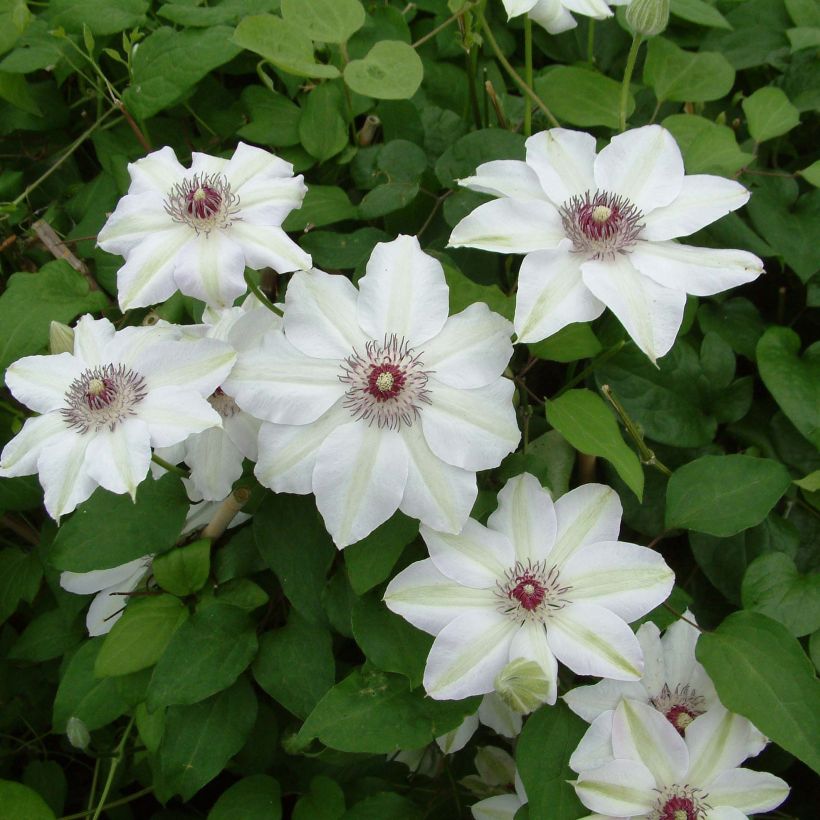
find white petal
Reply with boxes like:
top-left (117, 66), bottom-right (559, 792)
top-left (594, 126), bottom-right (684, 214)
top-left (0, 413), bottom-right (68, 477)
top-left (488, 473), bottom-right (557, 565)
top-left (421, 377), bottom-right (520, 472)
top-left (478, 693), bottom-right (522, 738)
top-left (642, 175), bottom-right (751, 241)
top-left (612, 699), bottom-right (689, 786)
top-left (254, 403), bottom-right (348, 494)
top-left (564, 678), bottom-right (649, 724)
top-left (228, 221), bottom-right (311, 273)
top-left (237, 175), bottom-right (305, 226)
top-left (501, 0), bottom-right (540, 16)
top-left (126, 146), bottom-right (186, 196)
top-left (116, 225), bottom-right (192, 310)
top-left (459, 159), bottom-right (546, 201)
top-left (226, 304), bottom-right (282, 353)
top-left (357, 235), bottom-right (449, 347)
top-left (525, 129), bottom-right (597, 205)
top-left (629, 241), bottom-right (764, 298)
top-left (313, 422), bottom-right (409, 548)
top-left (449, 197), bottom-right (565, 254)
top-left (137, 338), bottom-right (235, 395)
top-left (37, 430), bottom-right (95, 519)
top-left (547, 603), bottom-right (643, 680)
top-left (72, 315), bottom-right (117, 365)
top-left (471, 793), bottom-right (524, 820)
top-left (225, 332), bottom-right (344, 425)
top-left (706, 768), bottom-right (789, 815)
top-left (422, 303), bottom-right (514, 389)
top-left (569, 711), bottom-right (616, 772)
top-left (225, 142), bottom-right (295, 190)
top-left (437, 712), bottom-right (480, 754)
top-left (661, 614), bottom-right (706, 692)
top-left (137, 387), bottom-right (222, 448)
top-left (574, 759), bottom-right (657, 817)
top-left (190, 150), bottom-right (228, 176)
top-left (400, 422), bottom-right (477, 534)
top-left (636, 621), bottom-right (666, 699)
top-left (561, 0), bottom-right (613, 19)
top-left (85, 420), bottom-right (151, 499)
top-left (384, 558), bottom-right (496, 636)
top-left (514, 246), bottom-right (605, 343)
top-left (284, 269), bottom-right (367, 359)
top-left (60, 555), bottom-right (151, 595)
top-left (20, 353), bottom-right (76, 414)
top-left (86, 563), bottom-right (150, 636)
top-left (172, 232), bottom-right (247, 308)
top-left (550, 483), bottom-right (622, 567)
top-left (561, 541), bottom-right (675, 622)
top-left (184, 426), bottom-right (245, 501)
top-left (424, 609), bottom-right (518, 700)
top-left (422, 518), bottom-right (514, 588)
top-left (705, 807), bottom-right (748, 820)
top-left (528, 0), bottom-right (578, 32)
top-left (508, 620), bottom-right (559, 705)
top-left (686, 706), bottom-right (762, 786)
top-left (582, 253), bottom-right (686, 363)
top-left (223, 409), bottom-right (260, 461)
top-left (97, 191), bottom-right (176, 256)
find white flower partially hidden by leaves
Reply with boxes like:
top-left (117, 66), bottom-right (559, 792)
top-left (224, 235), bottom-right (520, 547)
top-left (572, 700), bottom-right (789, 820)
top-left (60, 554), bottom-right (153, 636)
top-left (0, 316), bottom-right (235, 519)
top-left (155, 298), bottom-right (279, 501)
top-left (97, 142), bottom-right (311, 310)
top-left (384, 473), bottom-right (675, 701)
top-left (437, 693), bottom-right (523, 755)
top-left (501, 0), bottom-right (627, 35)
top-left (449, 125), bottom-right (763, 362)
top-left (468, 747), bottom-right (527, 820)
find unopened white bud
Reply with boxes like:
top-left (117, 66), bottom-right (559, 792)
top-left (66, 716), bottom-right (90, 750)
top-left (49, 321), bottom-right (74, 354)
top-left (494, 658), bottom-right (551, 714)
top-left (626, 0), bottom-right (670, 37)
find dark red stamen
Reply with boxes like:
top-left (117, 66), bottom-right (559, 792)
top-left (509, 572), bottom-right (546, 611)
top-left (186, 185), bottom-right (223, 220)
top-left (366, 364), bottom-right (405, 401)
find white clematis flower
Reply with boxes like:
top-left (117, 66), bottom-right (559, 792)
top-left (501, 0), bottom-right (626, 35)
top-left (224, 235), bottom-right (520, 547)
top-left (469, 749), bottom-right (528, 820)
top-left (0, 315), bottom-right (235, 519)
top-left (155, 298), bottom-right (279, 501)
top-left (384, 473), bottom-right (675, 701)
top-left (97, 142), bottom-right (311, 310)
top-left (572, 699), bottom-right (789, 820)
top-left (449, 125), bottom-right (763, 362)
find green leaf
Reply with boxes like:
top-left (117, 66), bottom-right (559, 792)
top-left (123, 26), bottom-right (241, 120)
top-left (0, 260), bottom-right (108, 378)
top-left (344, 41), bottom-right (423, 99)
top-left (50, 473), bottom-right (189, 572)
top-left (48, 0), bottom-right (147, 35)
top-left (546, 389), bottom-right (644, 501)
top-left (741, 553), bottom-right (820, 637)
top-left (238, 86), bottom-right (301, 147)
top-left (157, 677), bottom-right (258, 801)
top-left (53, 640), bottom-right (129, 732)
top-left (351, 593), bottom-right (432, 688)
top-left (442, 260), bottom-right (514, 321)
top-left (294, 667), bottom-right (479, 753)
top-left (534, 66), bottom-right (632, 128)
top-left (282, 184), bottom-right (357, 231)
top-left (95, 595), bottom-right (189, 677)
top-left (0, 72), bottom-right (40, 115)
top-left (0, 0), bottom-right (32, 57)
top-left (528, 324), bottom-right (602, 363)
top-left (299, 82), bottom-right (348, 161)
top-left (516, 703), bottom-right (586, 820)
top-left (300, 227), bottom-right (388, 269)
top-left (254, 493), bottom-right (335, 623)
top-left (670, 0), bottom-right (732, 29)
top-left (252, 613), bottom-right (335, 718)
top-left (742, 86), bottom-right (800, 142)
top-left (662, 114), bottom-right (753, 176)
top-left (281, 0), bottom-right (365, 44)
top-left (497, 430), bottom-right (576, 499)
top-left (665, 455), bottom-right (792, 536)
top-left (293, 776), bottom-right (345, 820)
top-left (756, 326), bottom-right (820, 448)
top-left (358, 182), bottom-right (420, 218)
top-left (344, 793), bottom-right (422, 820)
top-left (344, 512), bottom-right (418, 595)
top-left (696, 611), bottom-right (820, 775)
top-left (0, 547), bottom-right (42, 624)
top-left (0, 780), bottom-right (55, 820)
top-left (9, 608), bottom-right (82, 662)
top-left (153, 540), bottom-right (211, 597)
top-left (697, 297), bottom-right (765, 360)
top-left (208, 775), bottom-right (282, 820)
top-left (644, 36), bottom-right (735, 102)
top-left (798, 159), bottom-right (820, 187)
top-left (157, 0), bottom-right (278, 27)
top-left (435, 128), bottom-right (525, 187)
top-left (232, 15), bottom-right (340, 79)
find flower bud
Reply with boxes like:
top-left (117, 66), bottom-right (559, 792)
top-left (49, 321), bottom-right (74, 354)
top-left (626, 0), bottom-right (669, 37)
top-left (494, 658), bottom-right (551, 714)
top-left (66, 716), bottom-right (90, 750)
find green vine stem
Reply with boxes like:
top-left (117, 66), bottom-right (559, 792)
top-left (244, 271), bottom-right (284, 317)
top-left (620, 33), bottom-right (643, 132)
top-left (90, 716), bottom-right (135, 820)
top-left (524, 16), bottom-right (533, 136)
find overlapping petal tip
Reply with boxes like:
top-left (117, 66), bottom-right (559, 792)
top-left (458, 159), bottom-right (546, 201)
top-left (525, 128), bottom-right (597, 205)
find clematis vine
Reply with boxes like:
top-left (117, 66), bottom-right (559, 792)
top-left (97, 142), bottom-right (311, 310)
top-left (0, 316), bottom-right (235, 519)
top-left (572, 699), bottom-right (789, 820)
top-left (223, 235), bottom-right (520, 547)
top-left (449, 125), bottom-right (763, 362)
top-left (384, 473), bottom-right (674, 701)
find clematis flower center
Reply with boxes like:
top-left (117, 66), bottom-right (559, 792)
top-left (652, 786), bottom-right (710, 820)
top-left (62, 364), bottom-right (147, 434)
top-left (208, 386), bottom-right (240, 418)
top-left (559, 189), bottom-right (644, 259)
top-left (496, 560), bottom-right (571, 624)
top-left (650, 684), bottom-right (706, 736)
top-left (165, 173), bottom-right (241, 234)
top-left (339, 334), bottom-right (431, 430)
